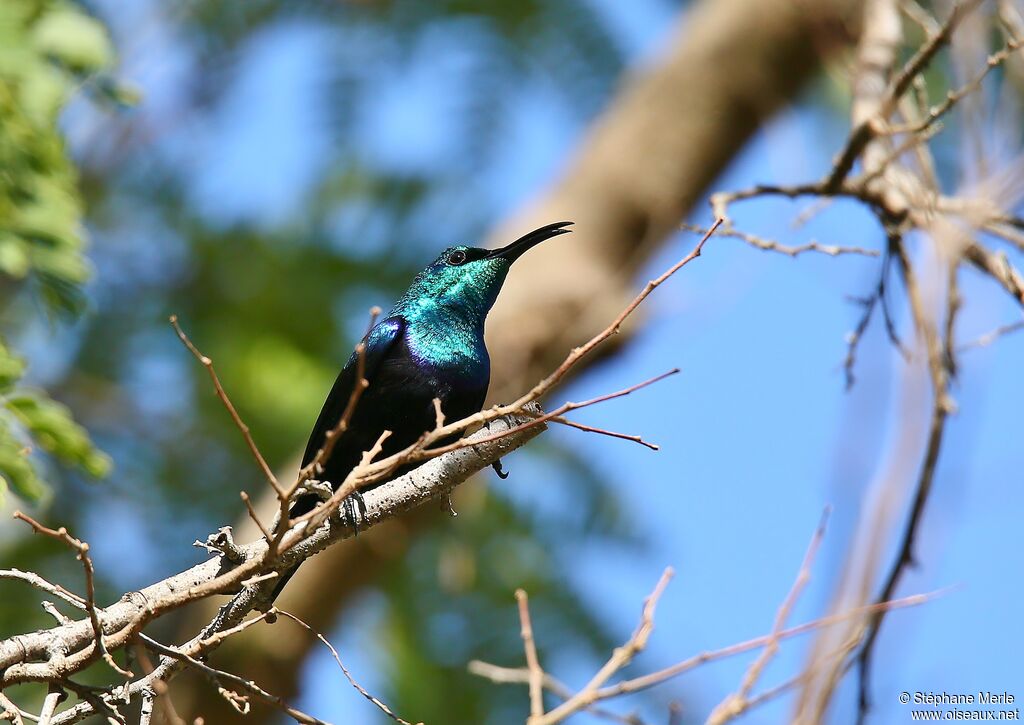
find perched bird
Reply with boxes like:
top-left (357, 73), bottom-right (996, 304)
top-left (273, 221), bottom-right (572, 598)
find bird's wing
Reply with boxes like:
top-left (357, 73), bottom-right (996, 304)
top-left (300, 316), bottom-right (406, 468)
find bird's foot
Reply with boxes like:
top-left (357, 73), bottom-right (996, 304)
top-left (442, 493), bottom-right (458, 517)
top-left (491, 459), bottom-right (510, 479)
top-left (340, 490), bottom-right (368, 536)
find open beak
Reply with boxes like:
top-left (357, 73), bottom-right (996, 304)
top-left (486, 221), bottom-right (573, 263)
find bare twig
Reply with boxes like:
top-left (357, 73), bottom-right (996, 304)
top-left (884, 37), bottom-right (1024, 136)
top-left (515, 589), bottom-right (545, 721)
top-left (0, 569), bottom-right (84, 609)
top-left (826, 0), bottom-right (984, 190)
top-left (140, 632), bottom-right (330, 725)
top-left (957, 318), bottom-right (1024, 351)
top-left (133, 643), bottom-right (187, 725)
top-left (843, 243), bottom-right (909, 389)
top-left (0, 691), bottom-right (31, 725)
top-left (535, 568), bottom-right (674, 725)
top-left (275, 609), bottom-right (420, 725)
top-left (511, 223), bottom-right (719, 408)
top-left (467, 662), bottom-right (640, 725)
top-left (681, 223), bottom-right (879, 258)
top-left (543, 414), bottom-right (660, 450)
top-left (853, 244), bottom-right (957, 723)
top-left (476, 590), bottom-right (939, 723)
top-left (706, 508), bottom-right (831, 725)
top-left (170, 315), bottom-right (284, 499)
top-left (436, 370), bottom-right (678, 459)
top-left (963, 243), bottom-right (1024, 306)
top-left (239, 491), bottom-right (272, 541)
top-left (294, 306), bottom-right (381, 492)
top-left (589, 591), bottom-right (937, 702)
top-left (12, 513), bottom-right (131, 679)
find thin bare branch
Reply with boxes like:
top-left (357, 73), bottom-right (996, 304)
top-left (434, 370), bottom-right (678, 460)
top-left (706, 508), bottom-right (831, 725)
top-left (275, 609), bottom-right (420, 725)
top-left (170, 315), bottom-right (284, 499)
top-left (681, 223), bottom-right (879, 258)
top-left (467, 662), bottom-right (641, 725)
top-left (477, 590), bottom-right (939, 724)
top-left (543, 415), bottom-right (660, 450)
top-left (884, 37), bottom-right (1024, 136)
top-left (536, 568), bottom-right (674, 725)
top-left (594, 590), bottom-right (938, 704)
top-left (140, 632), bottom-right (330, 725)
top-left (294, 306), bottom-right (382, 492)
top-left (963, 242), bottom-right (1024, 306)
top-left (12, 513), bottom-right (131, 679)
top-left (239, 491), bottom-right (272, 541)
top-left (0, 691), bottom-right (32, 725)
top-left (854, 245), bottom-right (957, 723)
top-left (515, 590), bottom-right (545, 721)
top-left (957, 318), bottom-right (1024, 351)
top-left (826, 0), bottom-right (985, 189)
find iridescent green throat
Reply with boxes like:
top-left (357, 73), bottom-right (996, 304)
top-left (390, 246), bottom-right (511, 370)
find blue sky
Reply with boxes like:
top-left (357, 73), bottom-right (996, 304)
top-left (75, 0), bottom-right (1024, 722)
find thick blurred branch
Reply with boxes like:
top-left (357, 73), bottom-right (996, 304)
top-left (485, 0), bottom-right (860, 399)
top-left (181, 0), bottom-right (862, 719)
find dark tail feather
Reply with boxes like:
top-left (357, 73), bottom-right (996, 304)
top-left (266, 492), bottom-right (320, 604)
top-left (268, 561), bottom-right (301, 603)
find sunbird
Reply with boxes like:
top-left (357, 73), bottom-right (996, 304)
top-left (274, 221), bottom-right (573, 597)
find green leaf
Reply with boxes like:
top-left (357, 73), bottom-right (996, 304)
top-left (5, 392), bottom-right (112, 479)
top-left (0, 233), bottom-right (31, 278)
top-left (31, 6), bottom-right (114, 72)
top-left (0, 418), bottom-right (45, 502)
top-left (0, 0), bottom-right (117, 319)
top-left (0, 340), bottom-right (27, 391)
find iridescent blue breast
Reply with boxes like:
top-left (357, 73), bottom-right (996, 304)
top-left (402, 314), bottom-right (491, 389)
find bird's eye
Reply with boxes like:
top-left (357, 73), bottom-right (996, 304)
top-left (447, 250), bottom-right (468, 266)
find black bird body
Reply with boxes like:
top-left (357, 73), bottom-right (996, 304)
top-left (275, 222), bottom-right (572, 597)
top-left (294, 316), bottom-right (489, 514)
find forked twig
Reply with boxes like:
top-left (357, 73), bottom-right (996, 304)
top-left (12, 513), bottom-right (131, 679)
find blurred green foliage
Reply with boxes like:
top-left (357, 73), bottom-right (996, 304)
top-left (0, 0), bottom-right (113, 500)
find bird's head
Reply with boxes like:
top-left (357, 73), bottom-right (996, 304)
top-left (394, 221), bottom-right (572, 324)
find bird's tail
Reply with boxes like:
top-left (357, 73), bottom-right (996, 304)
top-left (268, 562), bottom-right (301, 603)
top-left (266, 492), bottom-right (320, 603)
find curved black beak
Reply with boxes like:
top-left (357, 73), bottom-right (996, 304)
top-left (486, 221), bottom-right (573, 263)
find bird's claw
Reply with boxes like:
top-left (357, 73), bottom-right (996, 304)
top-left (341, 491), bottom-right (368, 536)
top-left (492, 459), bottom-right (510, 479)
